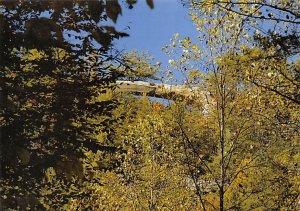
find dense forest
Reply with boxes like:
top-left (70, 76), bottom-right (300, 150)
top-left (1, 0), bottom-right (299, 210)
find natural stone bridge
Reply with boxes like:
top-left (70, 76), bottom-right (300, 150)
top-left (116, 80), bottom-right (205, 100)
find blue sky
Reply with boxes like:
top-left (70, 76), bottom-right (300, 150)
top-left (114, 0), bottom-right (199, 68)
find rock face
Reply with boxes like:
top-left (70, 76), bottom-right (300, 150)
top-left (115, 80), bottom-right (203, 100)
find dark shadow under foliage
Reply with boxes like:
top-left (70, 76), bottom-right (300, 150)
top-left (0, 0), bottom-right (153, 209)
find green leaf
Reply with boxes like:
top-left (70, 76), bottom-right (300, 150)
top-left (126, 0), bottom-right (137, 9)
top-left (103, 26), bottom-right (129, 39)
top-left (146, 0), bottom-right (154, 9)
top-left (106, 0), bottom-right (122, 23)
top-left (92, 30), bottom-right (111, 48)
top-left (88, 0), bottom-right (104, 23)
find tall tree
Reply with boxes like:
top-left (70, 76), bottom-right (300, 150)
top-left (163, 28), bottom-right (299, 210)
top-left (182, 0), bottom-right (300, 105)
top-left (185, 0), bottom-right (299, 49)
top-left (0, 0), bottom-right (154, 209)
